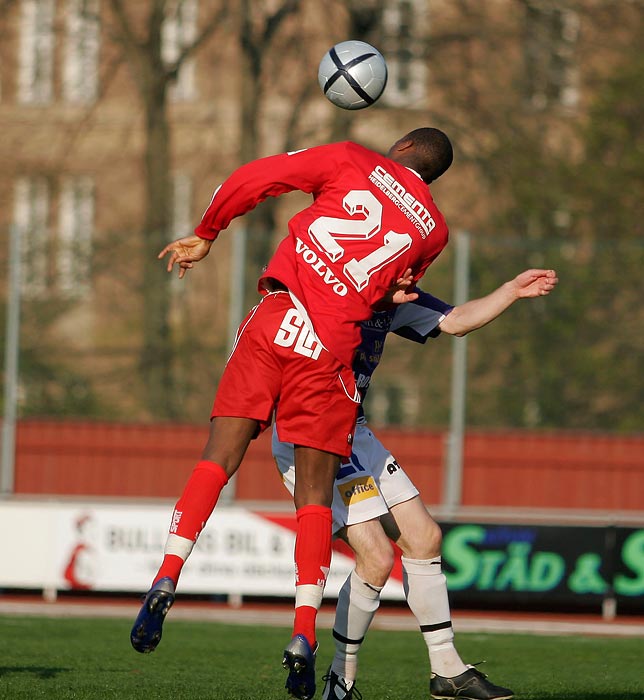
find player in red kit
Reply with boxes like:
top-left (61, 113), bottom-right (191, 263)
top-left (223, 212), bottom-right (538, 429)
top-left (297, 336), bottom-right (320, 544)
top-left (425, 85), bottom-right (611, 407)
top-left (130, 129), bottom-right (453, 699)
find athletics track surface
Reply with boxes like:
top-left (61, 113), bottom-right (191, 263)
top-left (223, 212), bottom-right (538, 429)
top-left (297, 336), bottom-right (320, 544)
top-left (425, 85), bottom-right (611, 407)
top-left (1, 594), bottom-right (643, 638)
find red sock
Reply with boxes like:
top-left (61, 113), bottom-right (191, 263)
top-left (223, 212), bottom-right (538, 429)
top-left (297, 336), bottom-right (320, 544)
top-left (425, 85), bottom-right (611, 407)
top-left (293, 504), bottom-right (333, 646)
top-left (294, 606), bottom-right (317, 647)
top-left (153, 460), bottom-right (228, 585)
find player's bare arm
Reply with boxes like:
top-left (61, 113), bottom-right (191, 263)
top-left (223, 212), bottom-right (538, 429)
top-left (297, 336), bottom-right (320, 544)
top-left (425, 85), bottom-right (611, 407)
top-left (439, 268), bottom-right (558, 336)
top-left (157, 235), bottom-right (214, 278)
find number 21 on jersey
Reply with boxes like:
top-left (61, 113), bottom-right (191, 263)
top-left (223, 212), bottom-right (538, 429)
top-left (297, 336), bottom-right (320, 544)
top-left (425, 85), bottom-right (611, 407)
top-left (308, 190), bottom-right (412, 292)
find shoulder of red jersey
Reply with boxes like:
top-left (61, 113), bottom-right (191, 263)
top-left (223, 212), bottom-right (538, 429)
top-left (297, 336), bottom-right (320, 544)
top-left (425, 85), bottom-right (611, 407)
top-left (285, 141), bottom-right (380, 167)
top-left (344, 141), bottom-right (381, 159)
top-left (286, 141), bottom-right (351, 155)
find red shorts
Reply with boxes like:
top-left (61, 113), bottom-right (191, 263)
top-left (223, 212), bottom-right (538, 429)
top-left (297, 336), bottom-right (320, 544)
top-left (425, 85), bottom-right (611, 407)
top-left (212, 292), bottom-right (360, 457)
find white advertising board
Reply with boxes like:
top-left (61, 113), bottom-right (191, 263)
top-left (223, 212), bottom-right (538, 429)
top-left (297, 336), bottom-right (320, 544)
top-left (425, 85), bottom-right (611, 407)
top-left (0, 501), bottom-right (405, 600)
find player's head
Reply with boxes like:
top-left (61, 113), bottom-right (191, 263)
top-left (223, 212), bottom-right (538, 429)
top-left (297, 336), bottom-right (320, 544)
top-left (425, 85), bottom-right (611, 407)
top-left (387, 127), bottom-right (453, 184)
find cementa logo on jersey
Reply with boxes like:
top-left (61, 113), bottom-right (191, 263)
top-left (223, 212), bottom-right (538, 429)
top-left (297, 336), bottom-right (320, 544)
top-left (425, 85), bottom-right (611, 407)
top-left (338, 475), bottom-right (378, 506)
top-left (369, 165), bottom-right (436, 238)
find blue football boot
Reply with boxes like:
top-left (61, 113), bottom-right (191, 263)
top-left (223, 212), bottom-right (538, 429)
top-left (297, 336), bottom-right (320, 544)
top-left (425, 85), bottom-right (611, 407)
top-left (130, 577), bottom-right (175, 653)
top-left (282, 634), bottom-right (318, 699)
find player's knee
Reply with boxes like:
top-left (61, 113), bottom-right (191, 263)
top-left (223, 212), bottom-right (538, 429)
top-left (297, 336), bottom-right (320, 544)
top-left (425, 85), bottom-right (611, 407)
top-left (293, 483), bottom-right (334, 509)
top-left (355, 541), bottom-right (394, 587)
top-left (200, 448), bottom-right (241, 478)
top-left (427, 519), bottom-right (443, 553)
top-left (371, 543), bottom-right (396, 584)
top-left (378, 543), bottom-right (396, 578)
top-left (201, 417), bottom-right (256, 476)
top-left (403, 519), bottom-right (443, 560)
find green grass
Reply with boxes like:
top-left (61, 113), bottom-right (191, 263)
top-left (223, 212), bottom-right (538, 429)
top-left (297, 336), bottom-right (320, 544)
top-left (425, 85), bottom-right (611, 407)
top-left (0, 615), bottom-right (643, 699)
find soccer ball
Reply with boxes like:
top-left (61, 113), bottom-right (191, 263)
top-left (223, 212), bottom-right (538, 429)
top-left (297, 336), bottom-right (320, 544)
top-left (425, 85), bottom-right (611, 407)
top-left (318, 40), bottom-right (388, 110)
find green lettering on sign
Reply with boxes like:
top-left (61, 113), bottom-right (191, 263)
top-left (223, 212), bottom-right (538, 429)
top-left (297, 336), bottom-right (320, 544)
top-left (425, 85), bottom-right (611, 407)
top-left (615, 530), bottom-right (644, 597)
top-left (495, 542), bottom-right (531, 591)
top-left (443, 525), bottom-right (485, 590)
top-left (478, 550), bottom-right (506, 590)
top-left (568, 553), bottom-right (608, 594)
top-left (529, 551), bottom-right (565, 591)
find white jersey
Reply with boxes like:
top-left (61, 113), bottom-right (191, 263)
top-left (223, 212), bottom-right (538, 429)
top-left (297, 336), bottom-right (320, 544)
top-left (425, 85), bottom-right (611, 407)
top-left (272, 287), bottom-right (452, 531)
top-left (273, 422), bottom-right (419, 534)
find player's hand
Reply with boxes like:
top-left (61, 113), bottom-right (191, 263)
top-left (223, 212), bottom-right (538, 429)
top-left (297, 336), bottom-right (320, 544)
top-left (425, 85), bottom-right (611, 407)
top-left (511, 269), bottom-right (559, 298)
top-left (158, 235), bottom-right (214, 278)
top-left (384, 268), bottom-right (420, 305)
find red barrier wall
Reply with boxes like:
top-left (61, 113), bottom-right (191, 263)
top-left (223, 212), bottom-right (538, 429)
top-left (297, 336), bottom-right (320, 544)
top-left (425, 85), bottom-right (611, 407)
top-left (12, 420), bottom-right (644, 510)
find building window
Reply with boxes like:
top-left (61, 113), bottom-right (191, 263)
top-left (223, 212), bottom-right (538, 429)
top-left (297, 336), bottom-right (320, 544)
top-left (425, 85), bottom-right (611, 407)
top-left (169, 172), bottom-right (192, 295)
top-left (57, 176), bottom-right (94, 297)
top-left (162, 0), bottom-right (198, 102)
top-left (524, 3), bottom-right (580, 110)
top-left (13, 176), bottom-right (50, 297)
top-left (13, 176), bottom-right (94, 298)
top-left (171, 172), bottom-right (193, 237)
top-left (63, 0), bottom-right (100, 104)
top-left (18, 0), bottom-right (55, 104)
top-left (381, 0), bottom-right (428, 108)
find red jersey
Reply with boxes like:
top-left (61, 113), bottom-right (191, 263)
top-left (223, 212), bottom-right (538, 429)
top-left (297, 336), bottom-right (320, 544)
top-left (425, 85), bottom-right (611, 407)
top-left (195, 141), bottom-right (448, 367)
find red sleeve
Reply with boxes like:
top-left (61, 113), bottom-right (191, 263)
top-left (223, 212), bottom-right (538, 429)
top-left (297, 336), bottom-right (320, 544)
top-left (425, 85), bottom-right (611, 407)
top-left (194, 144), bottom-right (348, 241)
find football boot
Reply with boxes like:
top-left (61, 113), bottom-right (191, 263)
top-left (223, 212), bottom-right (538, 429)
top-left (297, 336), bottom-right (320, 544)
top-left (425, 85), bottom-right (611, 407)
top-left (322, 667), bottom-right (362, 699)
top-left (430, 665), bottom-right (514, 700)
top-left (130, 576), bottom-right (175, 653)
top-left (282, 633), bottom-right (318, 699)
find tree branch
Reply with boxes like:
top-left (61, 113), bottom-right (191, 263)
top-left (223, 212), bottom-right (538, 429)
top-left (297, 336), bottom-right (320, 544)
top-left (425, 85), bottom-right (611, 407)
top-left (106, 0), bottom-right (142, 51)
top-left (172, 2), bottom-right (229, 70)
top-left (263, 0), bottom-right (301, 45)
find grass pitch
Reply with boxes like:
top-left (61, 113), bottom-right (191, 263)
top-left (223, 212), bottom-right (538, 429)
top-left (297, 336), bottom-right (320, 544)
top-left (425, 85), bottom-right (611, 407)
top-left (0, 615), bottom-right (642, 699)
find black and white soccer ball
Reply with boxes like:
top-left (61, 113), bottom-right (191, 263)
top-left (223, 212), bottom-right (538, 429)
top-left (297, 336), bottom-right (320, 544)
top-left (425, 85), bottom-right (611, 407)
top-left (318, 40), bottom-right (388, 110)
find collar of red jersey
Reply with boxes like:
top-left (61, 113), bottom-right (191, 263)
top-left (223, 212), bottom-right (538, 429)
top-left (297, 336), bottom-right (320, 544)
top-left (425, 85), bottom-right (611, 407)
top-left (405, 166), bottom-right (424, 181)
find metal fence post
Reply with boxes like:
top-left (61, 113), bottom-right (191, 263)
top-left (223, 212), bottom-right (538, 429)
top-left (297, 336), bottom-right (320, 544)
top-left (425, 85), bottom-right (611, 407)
top-left (1, 225), bottom-right (22, 495)
top-left (442, 231), bottom-right (471, 510)
top-left (220, 226), bottom-right (247, 504)
top-left (227, 226), bottom-right (247, 352)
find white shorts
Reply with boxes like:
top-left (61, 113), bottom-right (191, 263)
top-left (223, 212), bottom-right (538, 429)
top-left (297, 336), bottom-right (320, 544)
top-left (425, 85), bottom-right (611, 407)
top-left (272, 422), bottom-right (419, 535)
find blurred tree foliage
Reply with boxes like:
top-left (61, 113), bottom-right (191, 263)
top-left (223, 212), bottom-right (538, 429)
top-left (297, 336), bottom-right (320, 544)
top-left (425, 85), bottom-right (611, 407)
top-left (443, 42), bottom-right (644, 432)
top-left (0, 299), bottom-right (107, 418)
top-left (371, 5), bottom-right (643, 433)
